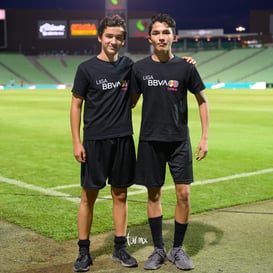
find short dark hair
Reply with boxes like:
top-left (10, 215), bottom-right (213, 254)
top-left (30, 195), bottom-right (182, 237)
top-left (148, 13), bottom-right (176, 35)
top-left (98, 14), bottom-right (127, 39)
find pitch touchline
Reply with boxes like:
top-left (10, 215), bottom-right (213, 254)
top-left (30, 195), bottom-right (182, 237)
top-left (99, 168), bottom-right (273, 201)
top-left (0, 168), bottom-right (272, 203)
top-left (165, 167), bottom-right (273, 189)
top-left (0, 176), bottom-right (80, 203)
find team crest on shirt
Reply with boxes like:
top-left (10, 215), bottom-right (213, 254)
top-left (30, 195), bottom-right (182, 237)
top-left (120, 80), bottom-right (128, 91)
top-left (168, 80), bottom-right (179, 91)
top-left (143, 75), bottom-right (179, 91)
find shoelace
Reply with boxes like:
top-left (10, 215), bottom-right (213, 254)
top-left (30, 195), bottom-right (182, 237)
top-left (149, 249), bottom-right (165, 260)
top-left (174, 249), bottom-right (187, 261)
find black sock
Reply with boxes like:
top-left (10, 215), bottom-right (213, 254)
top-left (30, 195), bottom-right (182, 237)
top-left (78, 239), bottom-right (90, 253)
top-left (173, 221), bottom-right (188, 248)
top-left (114, 236), bottom-right (127, 250)
top-left (149, 216), bottom-right (164, 249)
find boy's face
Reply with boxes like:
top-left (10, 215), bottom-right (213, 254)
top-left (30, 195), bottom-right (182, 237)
top-left (98, 26), bottom-right (125, 56)
top-left (148, 22), bottom-right (176, 53)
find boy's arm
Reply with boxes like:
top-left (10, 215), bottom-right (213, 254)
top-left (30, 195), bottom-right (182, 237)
top-left (131, 93), bottom-right (141, 108)
top-left (70, 94), bottom-right (86, 163)
top-left (194, 90), bottom-right (209, 161)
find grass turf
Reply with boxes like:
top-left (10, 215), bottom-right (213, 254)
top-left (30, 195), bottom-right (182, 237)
top-left (0, 88), bottom-right (273, 241)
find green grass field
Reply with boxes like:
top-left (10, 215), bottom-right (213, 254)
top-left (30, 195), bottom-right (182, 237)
top-left (0, 88), bottom-right (273, 241)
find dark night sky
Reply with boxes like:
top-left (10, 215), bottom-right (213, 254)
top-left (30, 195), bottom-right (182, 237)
top-left (1, 0), bottom-right (273, 33)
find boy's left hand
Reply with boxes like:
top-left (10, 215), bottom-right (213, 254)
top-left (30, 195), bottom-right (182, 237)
top-left (183, 56), bottom-right (196, 65)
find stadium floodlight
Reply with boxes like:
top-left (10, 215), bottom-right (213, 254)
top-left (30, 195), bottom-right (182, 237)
top-left (236, 26), bottom-right (246, 32)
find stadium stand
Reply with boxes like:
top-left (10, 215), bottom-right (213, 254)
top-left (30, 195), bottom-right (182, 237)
top-left (176, 49), bottom-right (227, 65)
top-left (35, 56), bottom-right (88, 84)
top-left (1, 48), bottom-right (272, 86)
top-left (0, 65), bottom-right (15, 86)
top-left (223, 47), bottom-right (273, 82)
top-left (196, 48), bottom-right (263, 81)
top-left (198, 47), bottom-right (273, 83)
top-left (0, 53), bottom-right (56, 85)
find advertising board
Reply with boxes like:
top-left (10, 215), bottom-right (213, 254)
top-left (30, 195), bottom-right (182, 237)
top-left (38, 20), bottom-right (67, 39)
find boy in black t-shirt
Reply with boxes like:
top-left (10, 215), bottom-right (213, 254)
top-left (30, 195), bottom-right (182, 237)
top-left (71, 13), bottom-right (196, 272)
top-left (131, 13), bottom-right (209, 271)
top-left (70, 15), bottom-right (137, 271)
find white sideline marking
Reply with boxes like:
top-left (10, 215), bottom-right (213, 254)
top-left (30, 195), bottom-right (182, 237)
top-left (0, 176), bottom-right (80, 203)
top-left (164, 167), bottom-right (273, 191)
top-left (1, 168), bottom-right (273, 203)
top-left (51, 184), bottom-right (79, 190)
top-left (96, 168), bottom-right (273, 200)
top-left (51, 184), bottom-right (143, 190)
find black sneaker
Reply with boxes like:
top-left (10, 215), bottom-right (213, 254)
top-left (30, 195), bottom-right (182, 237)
top-left (73, 250), bottom-right (92, 272)
top-left (112, 247), bottom-right (138, 267)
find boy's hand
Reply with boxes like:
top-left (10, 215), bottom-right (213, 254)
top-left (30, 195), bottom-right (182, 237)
top-left (183, 56), bottom-right (196, 65)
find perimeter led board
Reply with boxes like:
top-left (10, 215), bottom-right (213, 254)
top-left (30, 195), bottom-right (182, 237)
top-left (105, 0), bottom-right (127, 10)
top-left (38, 20), bottom-right (67, 39)
top-left (0, 9), bottom-right (5, 20)
top-left (128, 19), bottom-right (150, 38)
top-left (70, 20), bottom-right (98, 37)
top-left (0, 9), bottom-right (6, 48)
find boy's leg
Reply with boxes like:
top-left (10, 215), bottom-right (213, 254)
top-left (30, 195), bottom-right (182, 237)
top-left (173, 184), bottom-right (190, 248)
top-left (74, 188), bottom-right (99, 272)
top-left (111, 187), bottom-right (128, 236)
top-left (174, 184), bottom-right (190, 224)
top-left (167, 184), bottom-right (194, 270)
top-left (147, 187), bottom-right (164, 249)
top-left (111, 186), bottom-right (138, 267)
top-left (144, 187), bottom-right (167, 270)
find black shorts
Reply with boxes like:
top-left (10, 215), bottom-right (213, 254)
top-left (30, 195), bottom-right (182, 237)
top-left (81, 136), bottom-right (136, 189)
top-left (135, 140), bottom-right (193, 188)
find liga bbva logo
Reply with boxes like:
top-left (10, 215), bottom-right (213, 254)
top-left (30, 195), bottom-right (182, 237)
top-left (143, 75), bottom-right (179, 91)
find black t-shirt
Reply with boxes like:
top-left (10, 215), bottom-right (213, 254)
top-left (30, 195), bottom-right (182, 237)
top-left (72, 56), bottom-right (134, 140)
top-left (131, 56), bottom-right (206, 142)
